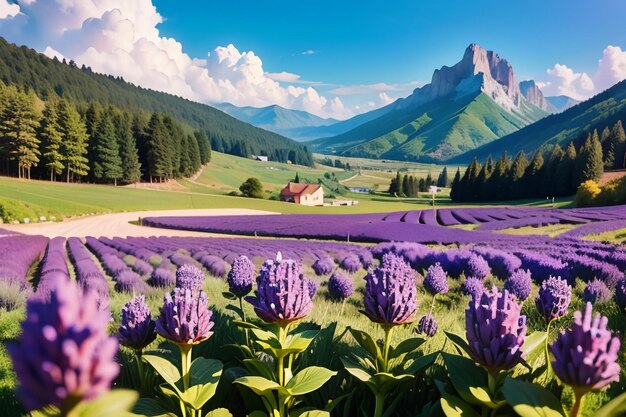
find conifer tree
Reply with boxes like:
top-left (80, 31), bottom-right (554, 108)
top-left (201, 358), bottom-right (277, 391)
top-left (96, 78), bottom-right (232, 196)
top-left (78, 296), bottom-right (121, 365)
top-left (294, 172), bottom-right (300, 183)
top-left (611, 120), bottom-right (626, 169)
top-left (145, 113), bottom-right (170, 182)
top-left (39, 100), bottom-right (64, 181)
top-left (437, 167), bottom-right (448, 187)
top-left (194, 130), bottom-right (211, 165)
top-left (418, 177), bottom-right (426, 193)
top-left (114, 113), bottom-right (141, 184)
top-left (508, 151), bottom-right (529, 200)
top-left (477, 155), bottom-right (494, 201)
top-left (57, 100), bottom-right (89, 182)
top-left (540, 145), bottom-right (564, 197)
top-left (493, 152), bottom-right (512, 200)
top-left (402, 175), bottom-right (410, 197)
top-left (523, 151), bottom-right (544, 198)
top-left (465, 157), bottom-right (482, 201)
top-left (450, 168), bottom-right (461, 201)
top-left (92, 113), bottom-right (123, 185)
top-left (557, 142), bottom-right (577, 196)
top-left (576, 130), bottom-right (604, 186)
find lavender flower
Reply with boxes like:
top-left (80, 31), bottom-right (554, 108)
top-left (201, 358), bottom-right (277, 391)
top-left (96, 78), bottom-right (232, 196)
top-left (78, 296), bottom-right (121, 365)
top-left (551, 303), bottom-right (621, 392)
top-left (464, 254), bottom-right (491, 280)
top-left (417, 314), bottom-right (438, 337)
top-left (504, 269), bottom-right (532, 301)
top-left (362, 253), bottom-right (417, 326)
top-left (424, 263), bottom-right (448, 295)
top-left (582, 279), bottom-right (613, 304)
top-left (535, 276), bottom-right (572, 322)
top-left (8, 276), bottom-right (119, 411)
top-left (462, 276), bottom-right (485, 300)
top-left (227, 255), bottom-right (255, 298)
top-left (466, 287), bottom-right (527, 373)
top-left (340, 254), bottom-right (362, 274)
top-left (312, 256), bottom-right (335, 276)
top-left (150, 267), bottom-right (175, 288)
top-left (156, 288), bottom-right (214, 346)
top-left (615, 278), bottom-right (626, 312)
top-left (328, 272), bottom-right (354, 301)
top-left (118, 295), bottom-right (156, 353)
top-left (245, 253), bottom-right (313, 325)
top-left (307, 278), bottom-right (318, 300)
top-left (175, 264), bottom-right (205, 292)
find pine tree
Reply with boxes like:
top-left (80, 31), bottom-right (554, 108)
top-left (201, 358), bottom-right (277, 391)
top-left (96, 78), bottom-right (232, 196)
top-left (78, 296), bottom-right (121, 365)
top-left (477, 155), bottom-right (494, 201)
top-left (194, 130), bottom-right (211, 165)
top-left (576, 130), bottom-right (604, 186)
top-left (523, 151), bottom-right (544, 198)
top-left (425, 173), bottom-right (433, 188)
top-left (465, 158), bottom-right (482, 201)
top-left (187, 133), bottom-right (201, 175)
top-left (114, 113), bottom-right (141, 184)
top-left (57, 100), bottom-right (89, 182)
top-left (437, 167), bottom-right (448, 187)
top-left (92, 113), bottom-right (123, 185)
top-left (450, 168), bottom-right (461, 201)
top-left (0, 87), bottom-right (40, 179)
top-left (540, 145), bottom-right (564, 197)
top-left (509, 151), bottom-right (529, 200)
top-left (145, 113), bottom-right (170, 182)
top-left (39, 100), bottom-right (64, 181)
top-left (556, 142), bottom-right (577, 196)
top-left (402, 175), bottom-right (410, 197)
top-left (611, 120), bottom-right (626, 169)
top-left (492, 152), bottom-right (512, 201)
top-left (294, 172), bottom-right (300, 183)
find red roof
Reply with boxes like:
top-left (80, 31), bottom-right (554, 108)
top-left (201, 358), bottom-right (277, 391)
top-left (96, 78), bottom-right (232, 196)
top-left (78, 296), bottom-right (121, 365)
top-left (280, 182), bottom-right (322, 197)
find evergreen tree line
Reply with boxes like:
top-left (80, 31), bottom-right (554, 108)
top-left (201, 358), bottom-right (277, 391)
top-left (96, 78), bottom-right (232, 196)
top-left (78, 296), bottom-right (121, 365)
top-left (0, 81), bottom-right (211, 184)
top-left (388, 168), bottom-right (448, 197)
top-left (318, 157), bottom-right (352, 171)
top-left (450, 121), bottom-right (625, 202)
top-left (0, 37), bottom-right (313, 167)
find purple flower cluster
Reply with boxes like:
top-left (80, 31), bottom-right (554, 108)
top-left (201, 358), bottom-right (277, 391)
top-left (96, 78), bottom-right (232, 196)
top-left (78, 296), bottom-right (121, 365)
top-left (308, 279), bottom-right (318, 300)
top-left (424, 263), bottom-right (448, 295)
top-left (156, 287), bottom-right (214, 346)
top-left (227, 255), bottom-right (255, 298)
top-left (328, 272), bottom-right (354, 301)
top-left (312, 256), bottom-right (335, 276)
top-left (340, 254), bottom-right (362, 273)
top-left (464, 254), bottom-right (491, 280)
top-left (536, 276), bottom-right (572, 322)
top-left (466, 287), bottom-right (527, 373)
top-left (551, 303), bottom-right (621, 391)
top-left (245, 254), bottom-right (313, 325)
top-left (0, 235), bottom-right (47, 290)
top-left (417, 314), bottom-right (438, 337)
top-left (362, 253), bottom-right (417, 326)
top-left (176, 264), bottom-right (205, 291)
top-left (504, 269), bottom-right (532, 301)
top-left (9, 276), bottom-right (119, 411)
top-left (118, 295), bottom-right (156, 353)
top-left (583, 279), bottom-right (613, 303)
top-left (462, 276), bottom-right (485, 300)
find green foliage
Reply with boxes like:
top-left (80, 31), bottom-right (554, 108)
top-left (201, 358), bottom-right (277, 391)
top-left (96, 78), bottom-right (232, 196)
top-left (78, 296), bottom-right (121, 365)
top-left (576, 130), bottom-right (604, 185)
top-left (91, 112), bottom-right (123, 184)
top-left (239, 177), bottom-right (264, 199)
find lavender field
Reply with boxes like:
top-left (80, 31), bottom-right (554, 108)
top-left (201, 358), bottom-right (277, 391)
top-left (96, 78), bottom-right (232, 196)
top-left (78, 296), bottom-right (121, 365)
top-left (1, 205), bottom-right (626, 417)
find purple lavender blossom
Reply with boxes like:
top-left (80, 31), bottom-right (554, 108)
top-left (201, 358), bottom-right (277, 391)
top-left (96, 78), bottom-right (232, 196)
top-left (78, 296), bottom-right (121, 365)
top-left (417, 314), bottom-right (438, 337)
top-left (424, 263), bottom-right (448, 295)
top-left (245, 253), bottom-right (313, 325)
top-left (535, 276), bottom-right (572, 322)
top-left (360, 251), bottom-right (374, 269)
top-left (462, 276), bottom-right (485, 300)
top-left (466, 287), bottom-right (527, 373)
top-left (582, 279), bottom-right (613, 304)
top-left (118, 295), bottom-right (156, 353)
top-left (362, 253), bottom-right (417, 325)
top-left (504, 269), bottom-right (532, 301)
top-left (8, 276), bottom-right (119, 411)
top-left (340, 254), bottom-right (362, 274)
top-left (155, 288), bottom-right (214, 346)
top-left (312, 256), bottom-right (335, 276)
top-left (615, 278), bottom-right (626, 312)
top-left (328, 272), bottom-right (354, 301)
top-left (175, 264), bottom-right (205, 291)
top-left (307, 278), bottom-right (318, 300)
top-left (551, 303), bottom-right (621, 391)
top-left (227, 255), bottom-right (255, 298)
top-left (150, 267), bottom-right (175, 288)
top-left (464, 254), bottom-right (491, 280)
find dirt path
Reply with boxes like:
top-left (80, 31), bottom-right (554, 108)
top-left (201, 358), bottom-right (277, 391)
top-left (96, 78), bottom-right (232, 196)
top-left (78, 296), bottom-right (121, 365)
top-left (2, 208), bottom-right (276, 238)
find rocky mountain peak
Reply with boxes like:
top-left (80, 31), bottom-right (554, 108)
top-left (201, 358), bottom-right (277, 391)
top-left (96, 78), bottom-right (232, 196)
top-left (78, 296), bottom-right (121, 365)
top-left (519, 80), bottom-right (549, 111)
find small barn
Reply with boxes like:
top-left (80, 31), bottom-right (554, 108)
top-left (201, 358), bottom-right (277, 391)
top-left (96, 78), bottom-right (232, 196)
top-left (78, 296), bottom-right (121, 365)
top-left (280, 182), bottom-right (324, 206)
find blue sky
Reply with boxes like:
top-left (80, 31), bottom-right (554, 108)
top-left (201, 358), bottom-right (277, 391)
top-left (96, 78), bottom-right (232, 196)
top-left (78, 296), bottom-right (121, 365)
top-left (0, 0), bottom-right (625, 118)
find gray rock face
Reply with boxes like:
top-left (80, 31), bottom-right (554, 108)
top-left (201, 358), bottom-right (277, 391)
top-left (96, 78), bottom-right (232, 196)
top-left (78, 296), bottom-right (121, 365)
top-left (520, 80), bottom-right (549, 111)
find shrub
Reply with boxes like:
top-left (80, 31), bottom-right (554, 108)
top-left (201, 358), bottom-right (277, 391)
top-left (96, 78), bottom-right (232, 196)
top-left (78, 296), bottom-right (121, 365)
top-left (239, 177), bottom-right (264, 199)
top-left (575, 180), bottom-right (602, 207)
top-left (0, 280), bottom-right (28, 310)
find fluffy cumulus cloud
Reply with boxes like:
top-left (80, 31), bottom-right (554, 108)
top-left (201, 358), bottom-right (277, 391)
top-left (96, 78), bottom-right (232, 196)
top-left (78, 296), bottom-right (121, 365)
top-left (0, 0), bottom-right (351, 118)
top-left (541, 45), bottom-right (626, 100)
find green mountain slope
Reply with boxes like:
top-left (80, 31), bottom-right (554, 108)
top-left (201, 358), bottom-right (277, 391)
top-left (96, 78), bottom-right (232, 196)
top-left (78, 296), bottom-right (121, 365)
top-left (451, 79), bottom-right (626, 163)
top-left (317, 92), bottom-right (543, 162)
top-left (0, 37), bottom-right (313, 165)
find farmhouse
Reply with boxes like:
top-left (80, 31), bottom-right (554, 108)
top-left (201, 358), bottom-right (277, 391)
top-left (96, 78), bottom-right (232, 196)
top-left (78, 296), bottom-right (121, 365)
top-left (280, 182), bottom-right (324, 206)
top-left (252, 155), bottom-right (269, 162)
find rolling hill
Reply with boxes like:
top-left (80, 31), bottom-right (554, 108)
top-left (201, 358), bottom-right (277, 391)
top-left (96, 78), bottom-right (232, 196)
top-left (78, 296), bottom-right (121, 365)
top-left (0, 37), bottom-right (313, 165)
top-left (310, 44), bottom-right (548, 162)
top-left (450, 78), bottom-right (626, 163)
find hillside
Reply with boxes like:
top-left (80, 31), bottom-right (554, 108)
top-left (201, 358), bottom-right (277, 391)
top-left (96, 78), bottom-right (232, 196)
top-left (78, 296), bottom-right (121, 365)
top-left (0, 37), bottom-right (313, 166)
top-left (310, 44), bottom-right (547, 161)
top-left (451, 78), bottom-right (626, 163)
top-left (216, 103), bottom-right (338, 141)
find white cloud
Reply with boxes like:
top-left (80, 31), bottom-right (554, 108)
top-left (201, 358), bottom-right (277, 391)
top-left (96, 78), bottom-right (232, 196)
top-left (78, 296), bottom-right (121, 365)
top-left (0, 0), bottom-right (19, 19)
top-left (330, 82), bottom-right (401, 96)
top-left (0, 0), bottom-right (350, 119)
top-left (595, 45), bottom-right (626, 92)
top-left (301, 49), bottom-right (316, 55)
top-left (540, 45), bottom-right (626, 100)
top-left (377, 92), bottom-right (393, 105)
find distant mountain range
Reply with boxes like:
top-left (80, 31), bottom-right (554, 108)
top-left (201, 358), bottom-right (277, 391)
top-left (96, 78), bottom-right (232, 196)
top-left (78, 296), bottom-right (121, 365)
top-left (450, 77), bottom-right (626, 163)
